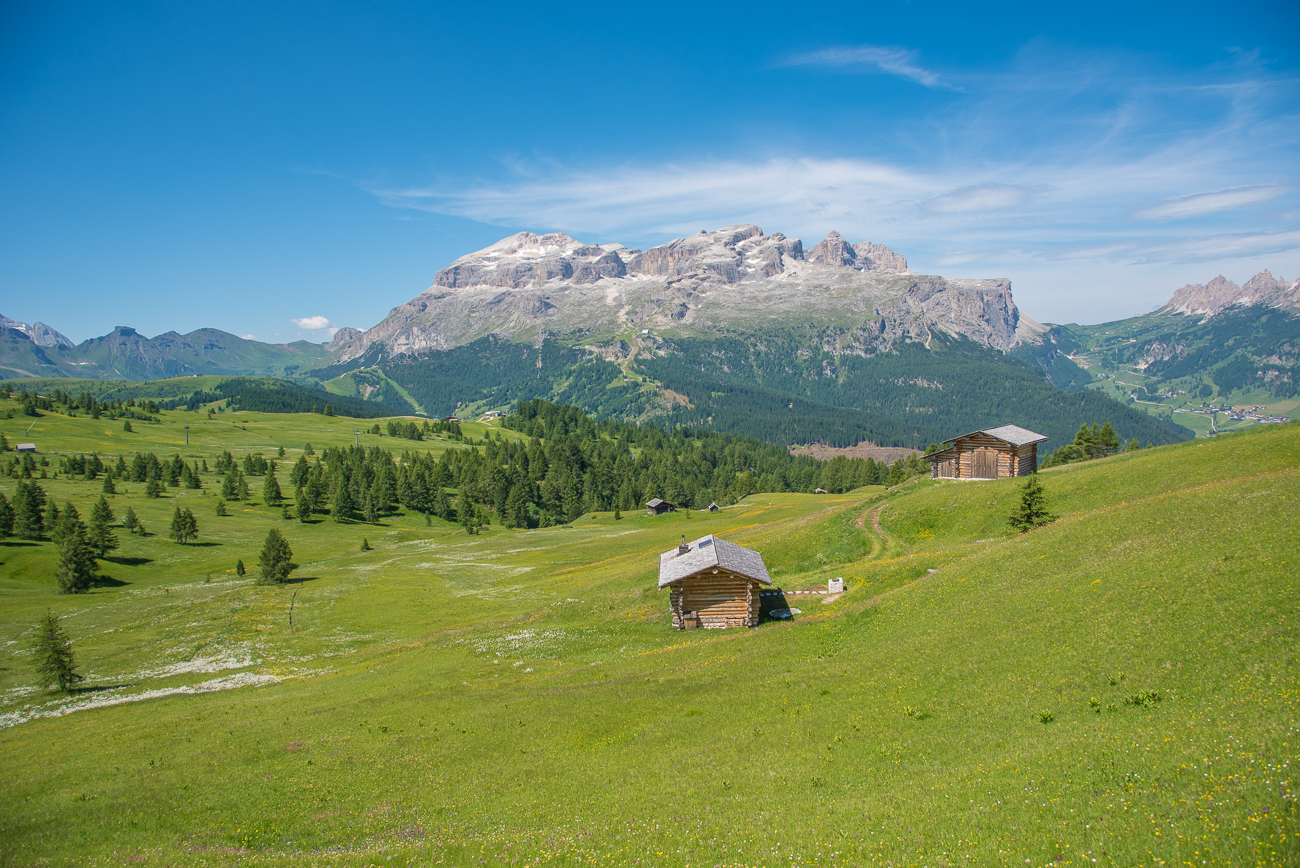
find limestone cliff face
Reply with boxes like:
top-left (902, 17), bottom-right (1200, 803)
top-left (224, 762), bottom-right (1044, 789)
top-left (338, 225), bottom-right (1036, 361)
top-left (1163, 270), bottom-right (1300, 317)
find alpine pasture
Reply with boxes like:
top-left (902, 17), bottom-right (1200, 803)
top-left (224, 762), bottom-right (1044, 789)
top-left (0, 397), bottom-right (1296, 867)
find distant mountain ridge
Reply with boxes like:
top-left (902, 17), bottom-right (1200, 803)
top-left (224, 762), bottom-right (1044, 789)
top-left (328, 224), bottom-right (1042, 363)
top-left (0, 314), bottom-right (74, 348)
top-left (0, 320), bottom-right (329, 381)
top-left (1162, 270), bottom-right (1299, 318)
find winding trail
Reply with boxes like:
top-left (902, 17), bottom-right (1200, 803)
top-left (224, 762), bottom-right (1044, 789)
top-left (856, 500), bottom-right (893, 559)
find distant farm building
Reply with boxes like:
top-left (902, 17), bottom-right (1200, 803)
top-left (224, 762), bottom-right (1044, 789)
top-left (927, 425), bottom-right (1048, 480)
top-left (646, 497), bottom-right (676, 516)
top-left (707, 502), bottom-right (720, 512)
top-left (659, 534), bottom-right (772, 629)
top-left (16, 443), bottom-right (35, 453)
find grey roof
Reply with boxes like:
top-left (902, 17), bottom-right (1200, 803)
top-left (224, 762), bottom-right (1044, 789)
top-left (647, 498), bottom-right (670, 508)
top-left (658, 534), bottom-right (772, 588)
top-left (943, 424), bottom-right (1048, 447)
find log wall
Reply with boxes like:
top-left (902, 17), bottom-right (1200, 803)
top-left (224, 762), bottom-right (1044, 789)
top-left (668, 570), bottom-right (760, 629)
top-left (930, 433), bottom-right (1040, 479)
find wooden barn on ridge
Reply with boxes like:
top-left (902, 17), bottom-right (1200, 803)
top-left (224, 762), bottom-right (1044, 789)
top-left (646, 498), bottom-right (676, 516)
top-left (927, 425), bottom-right (1048, 480)
top-left (659, 534), bottom-right (771, 629)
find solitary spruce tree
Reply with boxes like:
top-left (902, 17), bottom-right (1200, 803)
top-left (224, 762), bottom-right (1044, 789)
top-left (262, 471), bottom-right (282, 506)
top-left (1008, 474), bottom-right (1055, 533)
top-left (33, 611), bottom-right (82, 693)
top-left (257, 528), bottom-right (298, 584)
top-left (168, 506), bottom-right (199, 545)
top-left (87, 495), bottom-right (119, 558)
top-left (55, 521), bottom-right (97, 594)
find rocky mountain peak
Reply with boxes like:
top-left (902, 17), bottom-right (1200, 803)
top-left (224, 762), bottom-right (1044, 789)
top-left (806, 232), bottom-right (909, 273)
top-left (1164, 270), bottom-right (1299, 317)
top-left (339, 224), bottom-right (1029, 363)
top-left (433, 231), bottom-right (631, 290)
top-left (0, 314), bottom-right (74, 348)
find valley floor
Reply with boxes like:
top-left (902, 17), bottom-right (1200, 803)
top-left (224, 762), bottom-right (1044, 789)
top-left (0, 407), bottom-right (1297, 866)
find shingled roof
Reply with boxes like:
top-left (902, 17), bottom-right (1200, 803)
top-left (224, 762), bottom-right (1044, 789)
top-left (657, 534), bottom-right (772, 589)
top-left (943, 424), bottom-right (1048, 447)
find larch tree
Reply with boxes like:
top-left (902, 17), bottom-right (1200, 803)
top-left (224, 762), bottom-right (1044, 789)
top-left (33, 611), bottom-right (82, 693)
top-left (257, 529), bottom-right (298, 584)
top-left (1008, 474), bottom-right (1056, 533)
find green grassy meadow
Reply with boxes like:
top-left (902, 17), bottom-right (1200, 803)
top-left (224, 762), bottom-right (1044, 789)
top-left (0, 398), bottom-right (1297, 866)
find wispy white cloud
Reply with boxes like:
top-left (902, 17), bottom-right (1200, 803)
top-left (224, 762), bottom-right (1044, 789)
top-left (781, 44), bottom-right (952, 89)
top-left (1134, 184), bottom-right (1286, 221)
top-left (291, 315), bottom-right (333, 330)
top-left (240, 333), bottom-right (256, 340)
top-left (925, 185), bottom-right (1042, 214)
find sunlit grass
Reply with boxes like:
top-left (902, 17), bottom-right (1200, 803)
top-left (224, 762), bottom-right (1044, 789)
top-left (0, 399), bottom-right (1296, 866)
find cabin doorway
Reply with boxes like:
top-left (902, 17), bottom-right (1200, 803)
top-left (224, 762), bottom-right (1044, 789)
top-left (972, 448), bottom-right (998, 479)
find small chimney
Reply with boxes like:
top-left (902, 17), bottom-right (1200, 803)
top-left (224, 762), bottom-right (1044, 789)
top-left (678, 534), bottom-right (689, 556)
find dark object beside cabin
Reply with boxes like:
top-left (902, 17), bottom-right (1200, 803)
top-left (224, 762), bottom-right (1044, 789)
top-left (928, 425), bottom-right (1048, 480)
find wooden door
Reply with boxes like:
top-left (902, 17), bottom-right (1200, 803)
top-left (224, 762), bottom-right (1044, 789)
top-left (972, 448), bottom-right (997, 479)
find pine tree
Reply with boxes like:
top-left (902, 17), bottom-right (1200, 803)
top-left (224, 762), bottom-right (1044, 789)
top-left (0, 493), bottom-right (13, 537)
top-left (33, 611), bottom-right (82, 692)
top-left (236, 474), bottom-right (250, 504)
top-left (432, 484), bottom-right (452, 521)
top-left (168, 506), bottom-right (199, 544)
top-left (54, 517), bottom-right (97, 594)
top-left (215, 498), bottom-right (228, 516)
top-left (122, 506), bottom-right (139, 533)
top-left (122, 420), bottom-right (133, 432)
top-left (220, 470), bottom-right (239, 500)
top-left (257, 528), bottom-right (298, 584)
top-left (12, 481), bottom-right (45, 539)
top-left (363, 494), bottom-right (378, 524)
top-left (1008, 474), bottom-right (1055, 533)
top-left (262, 470), bottom-right (282, 506)
top-left (87, 496), bottom-right (119, 558)
top-left (296, 487), bottom-right (313, 522)
top-left (145, 477), bottom-right (163, 498)
top-left (102, 472), bottom-right (116, 495)
top-left (44, 501), bottom-right (61, 538)
top-left (1097, 422), bottom-right (1120, 457)
top-left (236, 558), bottom-right (245, 577)
top-left (360, 537), bottom-right (371, 551)
top-left (332, 483), bottom-right (352, 522)
top-left (613, 505), bottom-right (621, 521)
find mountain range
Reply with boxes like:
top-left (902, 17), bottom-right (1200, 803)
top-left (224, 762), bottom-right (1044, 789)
top-left (7, 223), bottom-right (1296, 450)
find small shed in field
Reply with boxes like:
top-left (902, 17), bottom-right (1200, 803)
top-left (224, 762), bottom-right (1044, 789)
top-left (659, 534), bottom-right (771, 629)
top-left (16, 443), bottom-right (35, 453)
top-left (646, 497), bottom-right (676, 516)
top-left (928, 425), bottom-right (1048, 480)
top-left (707, 502), bottom-right (719, 512)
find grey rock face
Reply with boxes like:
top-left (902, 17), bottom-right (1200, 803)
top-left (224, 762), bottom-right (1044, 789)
top-left (0, 314), bottom-right (74, 348)
top-left (327, 327), bottom-right (363, 350)
top-left (1164, 270), bottom-right (1300, 317)
top-left (806, 232), bottom-right (909, 272)
top-left (340, 225), bottom-right (1032, 362)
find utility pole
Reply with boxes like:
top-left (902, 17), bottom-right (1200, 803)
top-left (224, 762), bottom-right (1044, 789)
top-left (184, 425), bottom-right (190, 445)
top-left (354, 429), bottom-right (359, 448)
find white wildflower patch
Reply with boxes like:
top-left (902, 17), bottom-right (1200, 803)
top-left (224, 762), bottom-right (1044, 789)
top-left (0, 671), bottom-right (283, 730)
top-left (465, 628), bottom-right (572, 656)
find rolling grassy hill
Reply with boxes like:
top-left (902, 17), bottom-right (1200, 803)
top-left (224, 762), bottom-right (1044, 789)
top-left (0, 399), bottom-right (1295, 866)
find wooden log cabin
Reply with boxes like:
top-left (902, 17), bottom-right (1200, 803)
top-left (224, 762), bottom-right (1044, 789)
top-left (646, 497), bottom-right (676, 516)
top-left (659, 534), bottom-right (772, 629)
top-left (927, 425), bottom-right (1049, 480)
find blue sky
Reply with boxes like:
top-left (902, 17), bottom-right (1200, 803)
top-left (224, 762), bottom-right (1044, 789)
top-left (2, 0), bottom-right (1298, 343)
